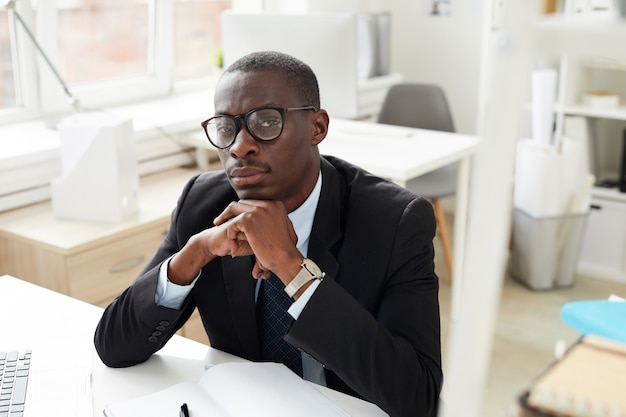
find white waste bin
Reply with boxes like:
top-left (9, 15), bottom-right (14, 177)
top-left (509, 209), bottom-right (589, 290)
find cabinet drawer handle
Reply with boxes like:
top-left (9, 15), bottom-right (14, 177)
top-left (109, 256), bottom-right (146, 273)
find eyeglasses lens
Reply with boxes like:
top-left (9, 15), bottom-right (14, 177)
top-left (247, 108), bottom-right (283, 140)
top-left (205, 108), bottom-right (284, 148)
top-left (206, 118), bottom-right (236, 148)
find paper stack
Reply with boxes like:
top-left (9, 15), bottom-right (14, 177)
top-left (513, 137), bottom-right (594, 218)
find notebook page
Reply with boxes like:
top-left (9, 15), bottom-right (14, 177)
top-left (199, 362), bottom-right (351, 417)
top-left (103, 381), bottom-right (230, 417)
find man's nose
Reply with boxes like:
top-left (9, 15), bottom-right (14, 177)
top-left (229, 124), bottom-right (259, 157)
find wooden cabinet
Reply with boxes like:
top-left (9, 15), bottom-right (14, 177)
top-left (0, 167), bottom-right (209, 345)
top-left (67, 226), bottom-right (168, 307)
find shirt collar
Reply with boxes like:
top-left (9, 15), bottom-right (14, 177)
top-left (288, 171), bottom-right (322, 257)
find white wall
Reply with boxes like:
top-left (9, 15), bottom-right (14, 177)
top-left (386, 1), bottom-right (485, 135)
top-left (252, 0), bottom-right (486, 135)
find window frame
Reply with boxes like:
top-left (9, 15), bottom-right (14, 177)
top-left (0, 1), bottom-right (39, 125)
top-left (0, 0), bottom-right (176, 123)
top-left (38, 0), bottom-right (174, 114)
top-left (0, 0), bottom-right (246, 126)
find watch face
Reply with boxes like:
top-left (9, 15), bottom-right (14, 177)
top-left (303, 258), bottom-right (322, 278)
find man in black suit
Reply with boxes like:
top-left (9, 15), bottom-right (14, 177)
top-left (94, 51), bottom-right (442, 417)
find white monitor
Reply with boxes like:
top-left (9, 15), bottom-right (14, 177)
top-left (221, 12), bottom-right (363, 119)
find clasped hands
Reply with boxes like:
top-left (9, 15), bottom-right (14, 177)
top-left (213, 199), bottom-right (300, 280)
top-left (168, 200), bottom-right (301, 286)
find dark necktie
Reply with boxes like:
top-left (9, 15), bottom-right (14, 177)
top-left (257, 273), bottom-right (303, 376)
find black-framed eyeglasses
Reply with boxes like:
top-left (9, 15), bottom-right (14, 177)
top-left (201, 106), bottom-right (317, 149)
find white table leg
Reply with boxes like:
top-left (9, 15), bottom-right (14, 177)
top-left (450, 155), bottom-right (471, 322)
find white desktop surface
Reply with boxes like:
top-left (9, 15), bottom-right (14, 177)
top-left (321, 118), bottom-right (480, 186)
top-left (0, 275), bottom-right (387, 417)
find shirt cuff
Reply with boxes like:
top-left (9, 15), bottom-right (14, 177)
top-left (287, 278), bottom-right (321, 319)
top-left (156, 257), bottom-right (200, 309)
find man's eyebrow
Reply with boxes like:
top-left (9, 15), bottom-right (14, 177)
top-left (214, 104), bottom-right (284, 116)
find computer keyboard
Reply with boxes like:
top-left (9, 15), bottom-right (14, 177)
top-left (0, 349), bottom-right (31, 417)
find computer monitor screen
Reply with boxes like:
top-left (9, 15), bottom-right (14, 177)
top-left (221, 12), bottom-right (359, 118)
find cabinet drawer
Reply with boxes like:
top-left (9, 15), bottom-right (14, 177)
top-left (579, 198), bottom-right (626, 275)
top-left (67, 226), bottom-right (166, 306)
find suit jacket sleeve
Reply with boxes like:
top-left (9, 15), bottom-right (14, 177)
top-left (285, 197), bottom-right (442, 417)
top-left (94, 175), bottom-right (201, 367)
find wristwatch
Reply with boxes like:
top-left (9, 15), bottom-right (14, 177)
top-left (284, 258), bottom-right (324, 298)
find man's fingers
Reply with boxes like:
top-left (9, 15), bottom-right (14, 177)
top-left (214, 199), bottom-right (288, 226)
top-left (252, 261), bottom-right (271, 280)
top-left (213, 200), bottom-right (262, 226)
top-left (213, 201), bottom-right (242, 226)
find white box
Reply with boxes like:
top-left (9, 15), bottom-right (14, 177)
top-left (583, 91), bottom-right (620, 108)
top-left (51, 113), bottom-right (139, 223)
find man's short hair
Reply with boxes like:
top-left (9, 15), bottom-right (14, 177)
top-left (223, 51), bottom-right (321, 110)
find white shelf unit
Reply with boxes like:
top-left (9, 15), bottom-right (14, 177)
top-left (534, 2), bottom-right (626, 282)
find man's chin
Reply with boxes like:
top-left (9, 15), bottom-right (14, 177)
top-left (231, 184), bottom-right (271, 201)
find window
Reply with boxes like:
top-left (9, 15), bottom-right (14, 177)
top-left (38, 0), bottom-right (170, 112)
top-left (0, 10), bottom-right (17, 109)
top-left (0, 2), bottom-right (38, 123)
top-left (0, 0), bottom-right (232, 122)
top-left (174, 0), bottom-right (231, 82)
top-left (57, 0), bottom-right (152, 85)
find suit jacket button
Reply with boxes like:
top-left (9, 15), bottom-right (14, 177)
top-left (148, 336), bottom-right (158, 343)
top-left (152, 331), bottom-right (162, 337)
top-left (159, 320), bottom-right (170, 326)
top-left (156, 325), bottom-right (167, 331)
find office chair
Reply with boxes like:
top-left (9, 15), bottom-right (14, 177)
top-left (378, 83), bottom-right (457, 279)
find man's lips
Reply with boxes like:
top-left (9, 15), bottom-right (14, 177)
top-left (228, 166), bottom-right (268, 186)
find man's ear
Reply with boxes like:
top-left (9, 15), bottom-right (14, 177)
top-left (310, 109), bottom-right (329, 146)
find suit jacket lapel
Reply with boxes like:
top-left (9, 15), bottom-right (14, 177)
top-left (307, 158), bottom-right (343, 279)
top-left (221, 255), bottom-right (261, 360)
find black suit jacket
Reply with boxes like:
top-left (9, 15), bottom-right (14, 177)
top-left (94, 155), bottom-right (443, 417)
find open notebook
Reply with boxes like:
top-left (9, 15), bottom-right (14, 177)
top-left (103, 362), bottom-right (350, 417)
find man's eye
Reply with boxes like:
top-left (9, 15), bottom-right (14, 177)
top-left (257, 118), bottom-right (281, 128)
top-left (217, 124), bottom-right (235, 133)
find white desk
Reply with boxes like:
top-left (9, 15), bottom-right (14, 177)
top-left (0, 275), bottom-right (387, 417)
top-left (323, 119), bottom-right (480, 186)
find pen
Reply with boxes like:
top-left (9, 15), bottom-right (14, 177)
top-left (179, 402), bottom-right (190, 417)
